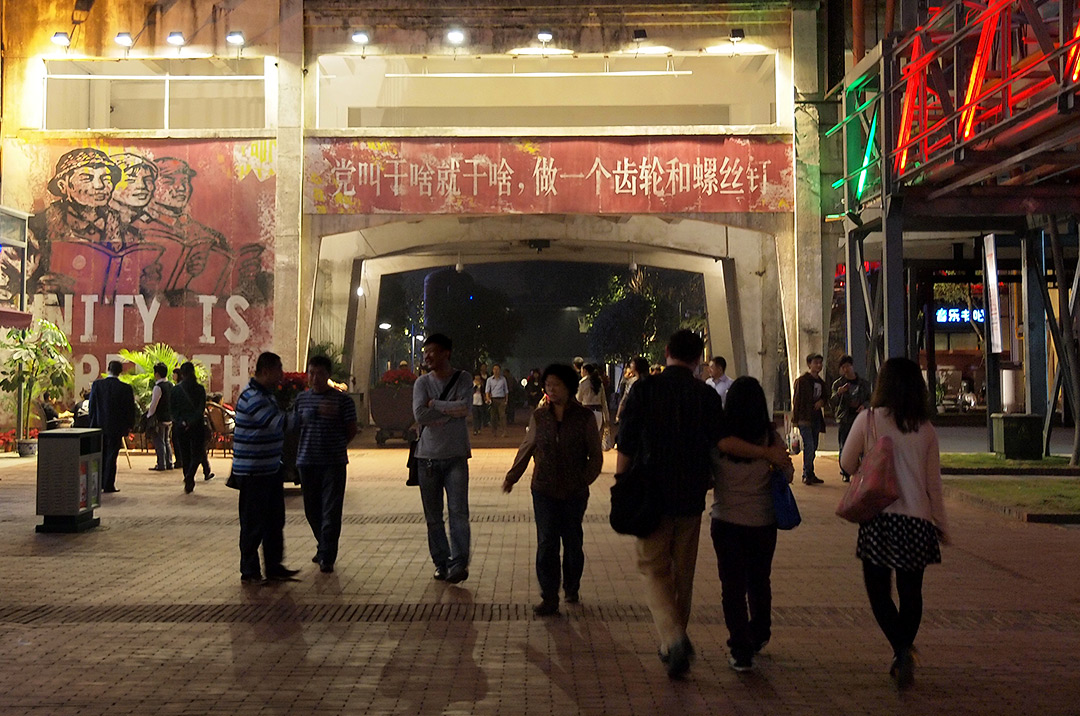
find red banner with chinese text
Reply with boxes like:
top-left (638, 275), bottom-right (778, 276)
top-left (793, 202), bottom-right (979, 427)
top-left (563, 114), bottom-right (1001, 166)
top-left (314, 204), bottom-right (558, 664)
top-left (305, 136), bottom-right (794, 215)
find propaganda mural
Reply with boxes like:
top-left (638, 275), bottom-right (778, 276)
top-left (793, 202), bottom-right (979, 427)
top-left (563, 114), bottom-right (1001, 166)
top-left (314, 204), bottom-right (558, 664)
top-left (0, 139), bottom-right (276, 400)
top-left (305, 136), bottom-right (794, 215)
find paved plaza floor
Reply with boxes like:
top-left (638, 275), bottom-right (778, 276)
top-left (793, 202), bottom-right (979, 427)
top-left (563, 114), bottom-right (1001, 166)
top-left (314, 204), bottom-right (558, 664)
top-left (0, 433), bottom-right (1078, 715)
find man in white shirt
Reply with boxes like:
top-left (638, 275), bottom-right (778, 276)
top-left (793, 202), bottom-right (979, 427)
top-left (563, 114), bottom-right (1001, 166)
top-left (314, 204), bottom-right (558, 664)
top-left (485, 363), bottom-right (509, 437)
top-left (705, 356), bottom-right (734, 407)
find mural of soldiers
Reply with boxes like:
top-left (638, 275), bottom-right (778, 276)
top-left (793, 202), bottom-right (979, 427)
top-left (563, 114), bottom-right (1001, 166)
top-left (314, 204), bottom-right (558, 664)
top-left (109, 153), bottom-right (158, 225)
top-left (26, 148), bottom-right (141, 296)
top-left (140, 157), bottom-right (232, 300)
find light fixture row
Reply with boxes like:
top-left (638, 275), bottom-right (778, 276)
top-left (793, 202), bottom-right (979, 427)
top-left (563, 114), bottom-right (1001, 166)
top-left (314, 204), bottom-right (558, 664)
top-left (53, 29), bottom-right (246, 47)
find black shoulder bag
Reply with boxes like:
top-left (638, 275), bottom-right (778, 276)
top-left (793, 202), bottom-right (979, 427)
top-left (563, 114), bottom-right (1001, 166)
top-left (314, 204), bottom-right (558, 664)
top-left (609, 392), bottom-right (663, 538)
top-left (406, 370), bottom-right (464, 486)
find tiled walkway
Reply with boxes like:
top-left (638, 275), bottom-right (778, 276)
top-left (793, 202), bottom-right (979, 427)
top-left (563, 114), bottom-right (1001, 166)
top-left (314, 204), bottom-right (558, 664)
top-left (0, 438), bottom-right (1078, 715)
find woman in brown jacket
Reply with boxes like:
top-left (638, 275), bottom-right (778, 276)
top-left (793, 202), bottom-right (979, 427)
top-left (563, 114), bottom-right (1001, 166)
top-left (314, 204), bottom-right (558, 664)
top-left (504, 363), bottom-right (603, 616)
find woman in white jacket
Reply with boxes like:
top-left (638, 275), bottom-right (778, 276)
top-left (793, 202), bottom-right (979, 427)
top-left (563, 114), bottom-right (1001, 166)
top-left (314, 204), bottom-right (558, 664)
top-left (840, 357), bottom-right (949, 690)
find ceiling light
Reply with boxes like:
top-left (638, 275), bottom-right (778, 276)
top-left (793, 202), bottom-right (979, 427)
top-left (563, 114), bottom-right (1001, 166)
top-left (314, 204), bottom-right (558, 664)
top-left (114, 32), bottom-right (134, 47)
top-left (537, 30), bottom-right (553, 43)
top-left (446, 28), bottom-right (465, 45)
top-left (351, 30), bottom-right (369, 45)
top-left (355, 285), bottom-right (364, 297)
top-left (52, 32), bottom-right (71, 47)
top-left (632, 29), bottom-right (647, 42)
top-left (378, 322), bottom-right (392, 330)
top-left (629, 253), bottom-right (638, 272)
top-left (226, 30), bottom-right (245, 46)
top-left (167, 31), bottom-right (185, 46)
top-left (507, 47), bottom-right (573, 56)
top-left (456, 254), bottom-right (464, 273)
top-left (729, 28), bottom-right (746, 43)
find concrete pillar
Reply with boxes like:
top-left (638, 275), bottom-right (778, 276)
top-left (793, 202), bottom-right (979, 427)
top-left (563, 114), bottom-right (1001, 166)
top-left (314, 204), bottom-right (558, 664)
top-left (272, 0), bottom-right (304, 370)
top-left (703, 258), bottom-right (746, 377)
top-left (779, 8), bottom-right (827, 383)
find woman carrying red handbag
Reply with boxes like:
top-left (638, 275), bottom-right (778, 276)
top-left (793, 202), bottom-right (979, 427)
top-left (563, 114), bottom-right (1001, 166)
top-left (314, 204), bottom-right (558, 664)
top-left (839, 357), bottom-right (950, 690)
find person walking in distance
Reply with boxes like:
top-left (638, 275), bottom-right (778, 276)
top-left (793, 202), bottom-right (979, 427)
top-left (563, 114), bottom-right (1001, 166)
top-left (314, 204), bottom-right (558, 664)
top-left (88, 360), bottom-right (136, 494)
top-left (146, 362), bottom-right (174, 471)
top-left (792, 353), bottom-right (827, 485)
top-left (831, 354), bottom-right (871, 483)
top-left (171, 361), bottom-right (208, 494)
top-left (173, 366), bottom-right (214, 481)
top-left (413, 334), bottom-right (474, 584)
top-left (839, 357), bottom-right (949, 689)
top-left (503, 363), bottom-right (603, 616)
top-left (233, 352), bottom-right (300, 584)
top-left (705, 356), bottom-right (735, 407)
top-left (485, 363), bottom-right (509, 437)
top-left (295, 355), bottom-right (357, 574)
top-left (471, 375), bottom-right (485, 436)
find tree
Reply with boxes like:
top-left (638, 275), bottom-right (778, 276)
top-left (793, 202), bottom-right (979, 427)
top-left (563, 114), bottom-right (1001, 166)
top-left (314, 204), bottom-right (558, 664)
top-left (421, 268), bottom-right (523, 372)
top-left (588, 293), bottom-right (652, 363)
top-left (0, 319), bottom-right (74, 439)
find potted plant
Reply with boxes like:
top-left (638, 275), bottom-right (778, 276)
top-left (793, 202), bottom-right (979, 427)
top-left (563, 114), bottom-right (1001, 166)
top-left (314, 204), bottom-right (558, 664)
top-left (369, 367), bottom-right (418, 445)
top-left (0, 318), bottom-right (74, 456)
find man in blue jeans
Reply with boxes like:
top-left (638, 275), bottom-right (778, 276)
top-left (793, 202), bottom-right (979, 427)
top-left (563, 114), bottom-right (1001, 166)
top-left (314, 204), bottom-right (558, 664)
top-left (792, 353), bottom-right (827, 484)
top-left (296, 354), bottom-right (357, 573)
top-left (412, 333), bottom-right (474, 584)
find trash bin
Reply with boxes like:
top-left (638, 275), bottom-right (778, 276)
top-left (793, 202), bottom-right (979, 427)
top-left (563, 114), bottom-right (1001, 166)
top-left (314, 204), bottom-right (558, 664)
top-left (36, 427), bottom-right (102, 533)
top-left (990, 413), bottom-right (1044, 460)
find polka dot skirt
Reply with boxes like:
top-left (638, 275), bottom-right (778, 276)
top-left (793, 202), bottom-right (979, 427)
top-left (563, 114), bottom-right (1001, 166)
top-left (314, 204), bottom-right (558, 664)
top-left (857, 512), bottom-right (941, 571)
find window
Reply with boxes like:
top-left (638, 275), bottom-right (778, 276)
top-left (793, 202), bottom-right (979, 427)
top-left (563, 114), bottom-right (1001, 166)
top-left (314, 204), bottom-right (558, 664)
top-left (44, 58), bottom-right (266, 130)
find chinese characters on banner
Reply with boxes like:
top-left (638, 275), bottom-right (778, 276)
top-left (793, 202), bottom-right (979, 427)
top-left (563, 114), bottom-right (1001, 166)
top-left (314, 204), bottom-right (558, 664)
top-left (305, 136), bottom-right (794, 214)
top-left (0, 139), bottom-right (277, 399)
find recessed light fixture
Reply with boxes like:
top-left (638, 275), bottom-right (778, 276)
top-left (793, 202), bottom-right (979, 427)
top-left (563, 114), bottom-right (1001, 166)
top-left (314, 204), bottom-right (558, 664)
top-left (167, 31), bottom-right (186, 46)
top-left (226, 30), bottom-right (245, 46)
top-left (446, 28), bottom-right (465, 45)
top-left (351, 30), bottom-right (369, 45)
top-left (114, 32), bottom-right (134, 47)
top-left (537, 30), bottom-right (553, 43)
top-left (52, 32), bottom-right (71, 47)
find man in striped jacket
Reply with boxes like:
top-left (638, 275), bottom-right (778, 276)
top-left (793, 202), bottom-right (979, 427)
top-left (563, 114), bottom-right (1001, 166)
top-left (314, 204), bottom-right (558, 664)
top-left (233, 352), bottom-right (300, 584)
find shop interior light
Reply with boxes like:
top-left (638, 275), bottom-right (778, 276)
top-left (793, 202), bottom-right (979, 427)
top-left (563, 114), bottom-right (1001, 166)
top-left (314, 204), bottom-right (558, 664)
top-left (167, 31), bottom-right (186, 46)
top-left (446, 28), bottom-right (466, 45)
top-left (114, 32), bottom-right (134, 47)
top-left (52, 32), bottom-right (71, 47)
top-left (351, 30), bottom-right (369, 45)
top-left (225, 30), bottom-right (245, 46)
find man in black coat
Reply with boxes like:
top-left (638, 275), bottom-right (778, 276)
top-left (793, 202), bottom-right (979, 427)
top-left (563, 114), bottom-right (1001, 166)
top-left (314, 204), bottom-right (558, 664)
top-left (88, 360), bottom-right (136, 493)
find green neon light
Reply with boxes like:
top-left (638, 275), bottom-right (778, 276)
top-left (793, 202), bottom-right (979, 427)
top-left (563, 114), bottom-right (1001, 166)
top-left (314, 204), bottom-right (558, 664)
top-left (855, 108), bottom-right (878, 200)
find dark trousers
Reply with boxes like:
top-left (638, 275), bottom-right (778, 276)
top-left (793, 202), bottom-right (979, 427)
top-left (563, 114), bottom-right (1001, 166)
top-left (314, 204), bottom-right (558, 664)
top-left (300, 464), bottom-right (347, 566)
top-left (151, 421), bottom-right (173, 469)
top-left (838, 419), bottom-right (855, 477)
top-left (532, 491), bottom-right (589, 601)
top-left (863, 560), bottom-right (925, 656)
top-left (472, 405), bottom-right (484, 434)
top-left (177, 422), bottom-right (206, 489)
top-left (710, 519), bottom-right (778, 660)
top-left (101, 432), bottom-right (122, 490)
top-left (238, 471), bottom-right (286, 578)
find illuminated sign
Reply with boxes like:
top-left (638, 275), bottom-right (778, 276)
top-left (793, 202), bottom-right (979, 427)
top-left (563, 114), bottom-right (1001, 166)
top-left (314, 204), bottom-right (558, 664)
top-left (935, 307), bottom-right (984, 324)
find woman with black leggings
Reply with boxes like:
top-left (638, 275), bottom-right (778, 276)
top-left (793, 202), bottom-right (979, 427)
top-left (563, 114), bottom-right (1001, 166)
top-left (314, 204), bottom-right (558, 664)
top-left (839, 357), bottom-right (949, 689)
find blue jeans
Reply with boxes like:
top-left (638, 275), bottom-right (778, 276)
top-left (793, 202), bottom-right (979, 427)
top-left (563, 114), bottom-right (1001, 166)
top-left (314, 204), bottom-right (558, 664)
top-left (798, 423), bottom-right (820, 479)
top-left (151, 420), bottom-right (173, 469)
top-left (299, 463), bottom-right (347, 566)
top-left (418, 457), bottom-right (470, 570)
top-left (532, 491), bottom-right (589, 601)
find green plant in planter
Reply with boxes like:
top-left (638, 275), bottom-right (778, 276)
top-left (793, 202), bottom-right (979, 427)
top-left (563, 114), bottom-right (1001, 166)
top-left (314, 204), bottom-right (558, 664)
top-left (0, 318), bottom-right (74, 439)
top-left (116, 343), bottom-right (208, 411)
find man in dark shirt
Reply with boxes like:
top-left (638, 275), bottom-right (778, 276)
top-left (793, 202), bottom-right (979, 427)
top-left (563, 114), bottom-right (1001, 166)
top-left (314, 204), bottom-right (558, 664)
top-left (171, 361), bottom-right (207, 494)
top-left (295, 355), bottom-right (358, 573)
top-left (146, 363), bottom-right (174, 471)
top-left (617, 330), bottom-right (791, 679)
top-left (830, 354), bottom-right (871, 483)
top-left (88, 360), bottom-right (137, 493)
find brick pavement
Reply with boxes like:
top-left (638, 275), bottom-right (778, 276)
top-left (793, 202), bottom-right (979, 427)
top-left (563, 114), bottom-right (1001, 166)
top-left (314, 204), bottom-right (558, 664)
top-left (0, 437), bottom-right (1078, 715)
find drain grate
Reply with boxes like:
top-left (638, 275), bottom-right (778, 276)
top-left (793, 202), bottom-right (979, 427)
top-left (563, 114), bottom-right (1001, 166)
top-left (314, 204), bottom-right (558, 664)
top-left (0, 602), bottom-right (1076, 630)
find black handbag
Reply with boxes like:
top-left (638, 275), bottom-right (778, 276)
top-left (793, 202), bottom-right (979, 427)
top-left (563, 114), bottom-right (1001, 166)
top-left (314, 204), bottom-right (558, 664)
top-left (609, 462), bottom-right (662, 537)
top-left (406, 370), bottom-right (464, 486)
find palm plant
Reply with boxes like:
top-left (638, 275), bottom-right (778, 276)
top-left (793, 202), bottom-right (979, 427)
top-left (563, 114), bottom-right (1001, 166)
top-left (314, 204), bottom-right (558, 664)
top-left (0, 318), bottom-right (74, 439)
top-left (116, 343), bottom-right (208, 411)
